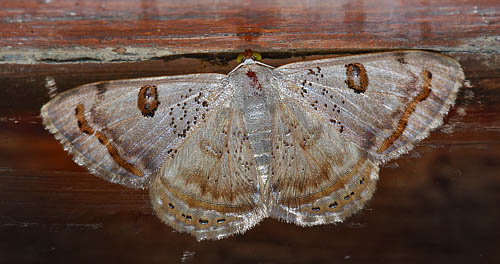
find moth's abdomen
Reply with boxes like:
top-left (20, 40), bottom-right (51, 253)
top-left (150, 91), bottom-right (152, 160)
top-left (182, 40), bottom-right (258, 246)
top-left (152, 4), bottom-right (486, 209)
top-left (243, 101), bottom-right (272, 184)
top-left (231, 65), bottom-right (274, 184)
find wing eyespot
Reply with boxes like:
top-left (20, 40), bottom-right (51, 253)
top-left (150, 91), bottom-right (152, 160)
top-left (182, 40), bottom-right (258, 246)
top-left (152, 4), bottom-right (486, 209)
top-left (137, 85), bottom-right (160, 117)
top-left (345, 63), bottom-right (369, 93)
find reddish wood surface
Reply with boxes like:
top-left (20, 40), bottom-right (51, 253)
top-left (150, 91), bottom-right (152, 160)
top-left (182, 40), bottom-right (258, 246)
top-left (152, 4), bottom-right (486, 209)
top-left (0, 0), bottom-right (499, 61)
top-left (0, 0), bottom-right (499, 263)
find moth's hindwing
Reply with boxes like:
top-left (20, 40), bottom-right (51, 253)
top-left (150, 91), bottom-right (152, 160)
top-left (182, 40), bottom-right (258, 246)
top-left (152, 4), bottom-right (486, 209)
top-left (150, 107), bottom-right (266, 240)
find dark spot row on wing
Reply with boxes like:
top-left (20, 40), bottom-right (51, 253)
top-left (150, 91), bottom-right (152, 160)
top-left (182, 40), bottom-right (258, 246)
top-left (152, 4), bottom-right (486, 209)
top-left (306, 172), bottom-right (368, 215)
top-left (164, 200), bottom-right (228, 229)
top-left (163, 88), bottom-right (213, 158)
top-left (298, 65), bottom-right (354, 135)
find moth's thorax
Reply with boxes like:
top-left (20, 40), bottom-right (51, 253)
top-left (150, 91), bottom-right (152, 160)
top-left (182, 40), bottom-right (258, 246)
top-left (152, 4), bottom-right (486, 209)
top-left (230, 63), bottom-right (274, 185)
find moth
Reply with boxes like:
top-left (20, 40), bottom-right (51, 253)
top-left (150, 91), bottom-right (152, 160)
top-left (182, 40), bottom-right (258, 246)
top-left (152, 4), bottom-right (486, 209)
top-left (41, 50), bottom-right (464, 240)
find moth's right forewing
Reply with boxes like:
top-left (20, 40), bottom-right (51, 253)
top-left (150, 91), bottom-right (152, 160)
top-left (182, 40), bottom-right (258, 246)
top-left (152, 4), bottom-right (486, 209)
top-left (274, 51), bottom-right (463, 163)
top-left (41, 74), bottom-right (228, 188)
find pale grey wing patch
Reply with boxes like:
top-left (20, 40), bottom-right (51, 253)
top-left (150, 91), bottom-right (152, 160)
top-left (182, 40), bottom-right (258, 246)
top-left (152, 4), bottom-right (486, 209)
top-left (150, 105), bottom-right (266, 241)
top-left (274, 51), bottom-right (463, 163)
top-left (41, 74), bottom-right (228, 188)
top-left (268, 99), bottom-right (379, 226)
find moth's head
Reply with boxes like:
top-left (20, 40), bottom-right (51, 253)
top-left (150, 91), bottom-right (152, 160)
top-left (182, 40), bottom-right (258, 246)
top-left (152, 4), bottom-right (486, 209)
top-left (237, 50), bottom-right (262, 63)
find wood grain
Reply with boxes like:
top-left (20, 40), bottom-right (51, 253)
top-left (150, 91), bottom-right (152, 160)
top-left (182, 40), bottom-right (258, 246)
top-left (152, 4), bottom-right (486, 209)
top-left (1, 0), bottom-right (499, 63)
top-left (0, 0), bottom-right (499, 263)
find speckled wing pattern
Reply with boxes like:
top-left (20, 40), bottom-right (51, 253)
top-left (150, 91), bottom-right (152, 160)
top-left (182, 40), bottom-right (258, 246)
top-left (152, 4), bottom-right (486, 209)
top-left (41, 74), bottom-right (229, 188)
top-left (41, 51), bottom-right (463, 240)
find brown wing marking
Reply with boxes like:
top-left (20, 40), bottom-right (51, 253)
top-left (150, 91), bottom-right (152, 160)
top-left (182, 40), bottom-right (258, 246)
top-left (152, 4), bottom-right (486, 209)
top-left (345, 63), bottom-right (369, 93)
top-left (75, 104), bottom-right (143, 177)
top-left (377, 70), bottom-right (433, 153)
top-left (137, 85), bottom-right (160, 117)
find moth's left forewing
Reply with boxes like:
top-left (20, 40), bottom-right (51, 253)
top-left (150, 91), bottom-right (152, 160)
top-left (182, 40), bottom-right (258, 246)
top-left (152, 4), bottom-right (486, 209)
top-left (274, 51), bottom-right (464, 163)
top-left (41, 74), bottom-right (228, 188)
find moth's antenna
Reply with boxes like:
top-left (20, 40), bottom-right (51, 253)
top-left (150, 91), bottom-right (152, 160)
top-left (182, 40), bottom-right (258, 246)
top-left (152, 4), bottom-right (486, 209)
top-left (45, 76), bottom-right (59, 99)
top-left (231, 50), bottom-right (271, 74)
